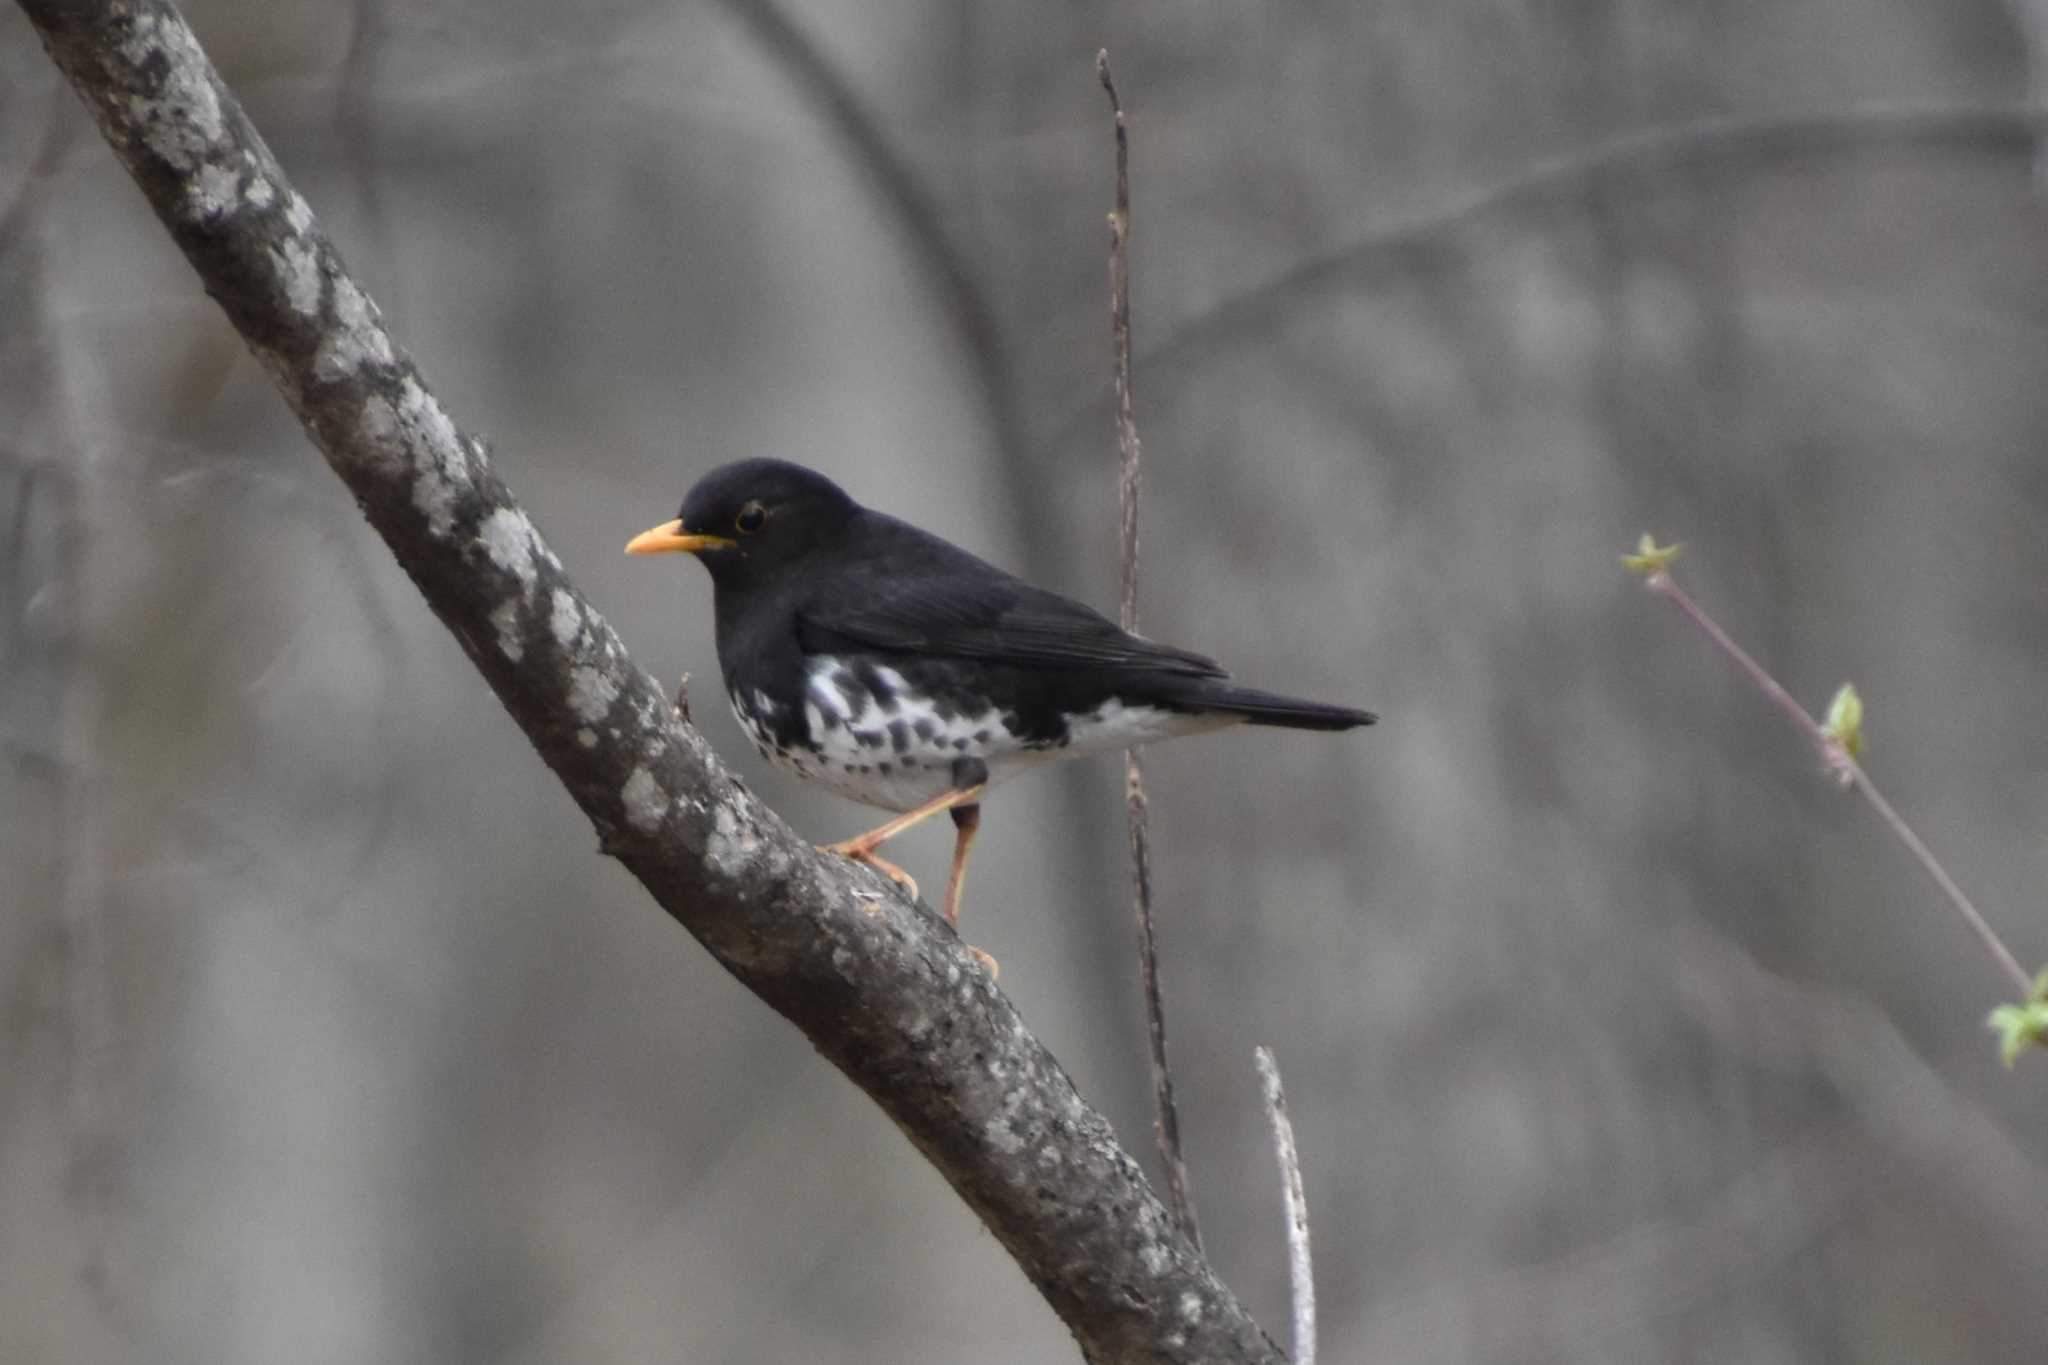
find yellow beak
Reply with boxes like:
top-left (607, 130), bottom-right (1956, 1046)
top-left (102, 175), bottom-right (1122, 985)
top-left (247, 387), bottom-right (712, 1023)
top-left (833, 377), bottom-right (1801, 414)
top-left (624, 519), bottom-right (736, 556)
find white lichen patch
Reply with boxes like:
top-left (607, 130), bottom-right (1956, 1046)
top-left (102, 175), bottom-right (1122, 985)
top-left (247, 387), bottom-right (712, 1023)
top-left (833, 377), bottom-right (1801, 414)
top-left (118, 12), bottom-right (223, 173)
top-left (1140, 1244), bottom-right (1170, 1277)
top-left (392, 382), bottom-right (466, 534)
top-left (621, 766), bottom-right (665, 834)
top-left (1178, 1293), bottom-right (1203, 1323)
top-left (479, 507), bottom-right (541, 596)
top-left (272, 237), bottom-right (320, 317)
top-left (532, 536), bottom-right (566, 582)
top-left (244, 174), bottom-right (275, 208)
top-left (549, 589), bottom-right (584, 651)
top-left (397, 378), bottom-right (457, 455)
top-left (353, 394), bottom-right (406, 476)
top-left (706, 803), bottom-right (759, 878)
top-left (187, 162), bottom-right (239, 220)
top-left (983, 1117), bottom-right (1025, 1156)
top-left (285, 191), bottom-right (312, 233)
top-left (490, 599), bottom-right (523, 661)
top-left (410, 461), bottom-right (457, 536)
top-left (335, 275), bottom-right (388, 347)
top-left (577, 728), bottom-right (597, 748)
top-left (311, 276), bottom-right (393, 382)
top-left (567, 665), bottom-right (619, 723)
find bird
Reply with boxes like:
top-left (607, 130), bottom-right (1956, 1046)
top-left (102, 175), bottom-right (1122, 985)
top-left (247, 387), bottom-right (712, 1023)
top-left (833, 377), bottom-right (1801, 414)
top-left (626, 458), bottom-right (1374, 954)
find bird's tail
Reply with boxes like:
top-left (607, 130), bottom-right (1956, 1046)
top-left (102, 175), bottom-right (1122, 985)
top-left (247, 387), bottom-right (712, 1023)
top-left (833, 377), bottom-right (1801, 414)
top-left (1179, 682), bottom-right (1376, 731)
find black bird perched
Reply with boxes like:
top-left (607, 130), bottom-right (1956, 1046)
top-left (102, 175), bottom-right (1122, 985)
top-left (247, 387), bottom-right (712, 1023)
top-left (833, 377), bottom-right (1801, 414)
top-left (627, 459), bottom-right (1373, 947)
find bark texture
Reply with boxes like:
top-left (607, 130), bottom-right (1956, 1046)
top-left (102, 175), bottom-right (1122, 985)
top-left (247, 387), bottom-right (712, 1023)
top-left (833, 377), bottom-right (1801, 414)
top-left (15, 2), bottom-right (1284, 1360)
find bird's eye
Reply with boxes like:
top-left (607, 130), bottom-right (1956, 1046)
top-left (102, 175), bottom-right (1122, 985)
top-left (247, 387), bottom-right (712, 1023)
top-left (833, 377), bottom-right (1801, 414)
top-left (735, 501), bottom-right (768, 536)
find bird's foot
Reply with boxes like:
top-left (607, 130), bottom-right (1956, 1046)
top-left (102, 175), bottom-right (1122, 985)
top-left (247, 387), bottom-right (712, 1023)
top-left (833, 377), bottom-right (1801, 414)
top-left (967, 945), bottom-right (999, 978)
top-left (822, 840), bottom-right (918, 901)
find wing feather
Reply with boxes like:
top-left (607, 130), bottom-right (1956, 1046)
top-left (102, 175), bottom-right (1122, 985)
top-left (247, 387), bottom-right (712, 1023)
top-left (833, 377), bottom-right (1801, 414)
top-left (794, 514), bottom-right (1226, 679)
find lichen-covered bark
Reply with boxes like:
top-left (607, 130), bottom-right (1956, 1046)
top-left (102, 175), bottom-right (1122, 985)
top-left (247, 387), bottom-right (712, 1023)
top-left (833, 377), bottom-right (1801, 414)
top-left (15, 2), bottom-right (1285, 1360)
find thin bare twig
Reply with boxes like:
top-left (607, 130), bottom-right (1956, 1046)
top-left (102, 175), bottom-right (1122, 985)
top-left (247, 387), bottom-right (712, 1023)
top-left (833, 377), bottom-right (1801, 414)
top-left (1642, 563), bottom-right (2034, 998)
top-left (1099, 47), bottom-right (1201, 1251)
top-left (1254, 1047), bottom-right (1316, 1365)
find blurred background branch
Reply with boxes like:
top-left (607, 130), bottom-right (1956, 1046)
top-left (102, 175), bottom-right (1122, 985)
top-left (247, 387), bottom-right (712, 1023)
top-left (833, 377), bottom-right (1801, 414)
top-left (716, 0), bottom-right (1025, 476)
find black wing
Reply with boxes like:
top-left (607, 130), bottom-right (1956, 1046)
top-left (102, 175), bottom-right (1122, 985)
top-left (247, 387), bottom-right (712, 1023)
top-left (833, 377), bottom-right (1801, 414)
top-left (794, 512), bottom-right (1227, 679)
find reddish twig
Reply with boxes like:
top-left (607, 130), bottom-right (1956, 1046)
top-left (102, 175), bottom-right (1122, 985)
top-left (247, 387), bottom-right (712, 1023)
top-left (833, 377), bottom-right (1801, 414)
top-left (1637, 551), bottom-right (2033, 999)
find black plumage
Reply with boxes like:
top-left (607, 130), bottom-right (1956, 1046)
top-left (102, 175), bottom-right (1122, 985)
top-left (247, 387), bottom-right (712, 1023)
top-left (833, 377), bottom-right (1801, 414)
top-left (627, 458), bottom-right (1374, 936)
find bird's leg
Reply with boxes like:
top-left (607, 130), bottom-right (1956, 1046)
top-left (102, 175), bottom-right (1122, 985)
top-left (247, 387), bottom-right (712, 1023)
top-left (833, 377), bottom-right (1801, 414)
top-left (938, 756), bottom-right (991, 930)
top-left (823, 784), bottom-right (987, 861)
top-left (823, 759), bottom-right (997, 972)
top-left (944, 800), bottom-right (999, 978)
top-left (943, 801), bottom-right (980, 929)
top-left (823, 771), bottom-right (988, 902)
top-left (939, 760), bottom-right (995, 972)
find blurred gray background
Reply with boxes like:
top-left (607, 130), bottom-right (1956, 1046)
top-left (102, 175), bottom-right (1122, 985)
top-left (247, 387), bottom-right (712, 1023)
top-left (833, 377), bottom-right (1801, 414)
top-left (6, 2), bottom-right (2048, 1361)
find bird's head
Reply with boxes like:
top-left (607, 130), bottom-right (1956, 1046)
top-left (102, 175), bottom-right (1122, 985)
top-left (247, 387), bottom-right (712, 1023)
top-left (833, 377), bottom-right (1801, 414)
top-left (625, 458), bottom-right (858, 588)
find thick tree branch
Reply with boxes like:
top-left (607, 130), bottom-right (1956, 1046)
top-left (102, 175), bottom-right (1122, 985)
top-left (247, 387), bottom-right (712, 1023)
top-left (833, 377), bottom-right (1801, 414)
top-left (16, 3), bottom-right (1283, 1361)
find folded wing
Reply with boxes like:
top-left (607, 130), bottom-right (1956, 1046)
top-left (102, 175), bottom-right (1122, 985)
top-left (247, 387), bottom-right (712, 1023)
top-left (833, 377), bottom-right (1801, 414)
top-left (795, 521), bottom-right (1226, 680)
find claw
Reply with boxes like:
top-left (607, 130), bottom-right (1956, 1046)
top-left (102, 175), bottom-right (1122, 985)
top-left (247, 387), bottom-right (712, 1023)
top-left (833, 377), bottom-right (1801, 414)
top-left (823, 841), bottom-right (919, 901)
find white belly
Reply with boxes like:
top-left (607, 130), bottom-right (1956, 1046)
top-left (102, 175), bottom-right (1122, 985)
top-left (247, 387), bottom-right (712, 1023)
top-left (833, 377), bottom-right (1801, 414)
top-left (731, 657), bottom-right (1240, 812)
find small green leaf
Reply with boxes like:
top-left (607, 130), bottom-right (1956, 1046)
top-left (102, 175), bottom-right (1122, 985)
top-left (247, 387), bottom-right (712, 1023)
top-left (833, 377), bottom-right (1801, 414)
top-left (1988, 1002), bottom-right (2048, 1068)
top-left (1823, 683), bottom-right (1866, 759)
top-left (1622, 533), bottom-right (1682, 576)
top-left (1986, 967), bottom-right (2048, 1068)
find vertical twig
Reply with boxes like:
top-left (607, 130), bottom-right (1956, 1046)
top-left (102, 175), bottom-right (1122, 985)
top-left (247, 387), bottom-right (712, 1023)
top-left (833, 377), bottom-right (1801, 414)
top-left (1254, 1047), bottom-right (1316, 1365)
top-left (1101, 53), bottom-right (1142, 638)
top-left (1099, 48), bottom-right (1200, 1250)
